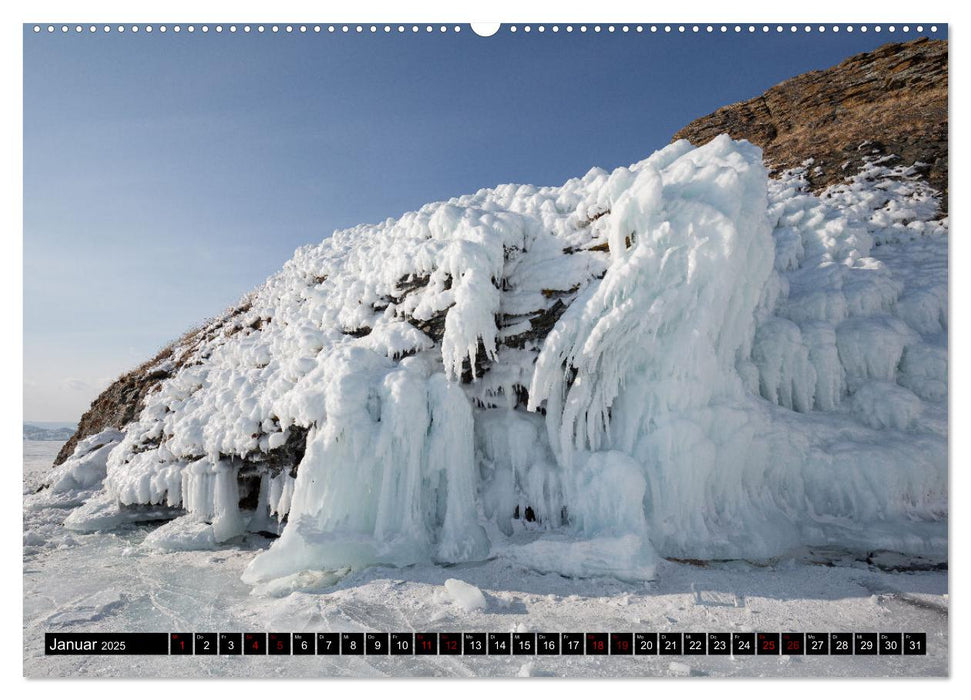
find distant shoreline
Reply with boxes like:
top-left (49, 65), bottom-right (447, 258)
top-left (23, 423), bottom-right (76, 442)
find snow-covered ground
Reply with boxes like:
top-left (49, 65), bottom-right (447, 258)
top-left (24, 440), bottom-right (947, 678)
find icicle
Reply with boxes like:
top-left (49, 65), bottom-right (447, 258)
top-left (427, 374), bottom-right (489, 562)
top-left (212, 462), bottom-right (245, 543)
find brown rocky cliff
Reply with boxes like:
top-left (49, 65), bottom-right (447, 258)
top-left (673, 38), bottom-right (947, 207)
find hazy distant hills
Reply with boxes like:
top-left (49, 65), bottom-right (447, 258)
top-left (24, 424), bottom-right (76, 442)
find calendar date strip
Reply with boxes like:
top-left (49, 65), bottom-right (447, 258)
top-left (45, 632), bottom-right (927, 656)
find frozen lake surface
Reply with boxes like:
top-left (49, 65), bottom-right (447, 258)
top-left (23, 440), bottom-right (947, 678)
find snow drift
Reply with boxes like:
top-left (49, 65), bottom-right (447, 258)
top-left (47, 135), bottom-right (947, 583)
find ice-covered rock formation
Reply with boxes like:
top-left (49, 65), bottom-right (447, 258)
top-left (43, 132), bottom-right (947, 583)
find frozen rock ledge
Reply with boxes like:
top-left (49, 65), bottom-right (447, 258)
top-left (46, 134), bottom-right (946, 584)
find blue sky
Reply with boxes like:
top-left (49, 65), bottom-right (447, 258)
top-left (23, 24), bottom-right (945, 421)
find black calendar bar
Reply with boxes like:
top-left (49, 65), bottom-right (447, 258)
top-left (43, 632), bottom-right (928, 656)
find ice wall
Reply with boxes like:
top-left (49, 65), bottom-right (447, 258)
top-left (49, 137), bottom-right (947, 583)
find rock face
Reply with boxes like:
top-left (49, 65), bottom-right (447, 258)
top-left (54, 350), bottom-right (174, 465)
top-left (54, 300), bottom-right (260, 465)
top-left (673, 38), bottom-right (947, 207)
top-left (55, 37), bottom-right (948, 468)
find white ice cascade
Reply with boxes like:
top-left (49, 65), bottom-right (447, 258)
top-left (529, 136), bottom-right (773, 466)
top-left (241, 353), bottom-right (490, 583)
top-left (527, 138), bottom-right (945, 561)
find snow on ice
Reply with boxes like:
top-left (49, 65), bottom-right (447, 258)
top-left (444, 579), bottom-right (487, 612)
top-left (40, 136), bottom-right (947, 585)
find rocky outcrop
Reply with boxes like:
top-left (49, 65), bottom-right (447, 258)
top-left (54, 299), bottom-right (261, 465)
top-left (53, 349), bottom-right (175, 465)
top-left (674, 38), bottom-right (947, 208)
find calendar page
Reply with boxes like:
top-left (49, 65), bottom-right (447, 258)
top-left (22, 17), bottom-right (949, 679)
